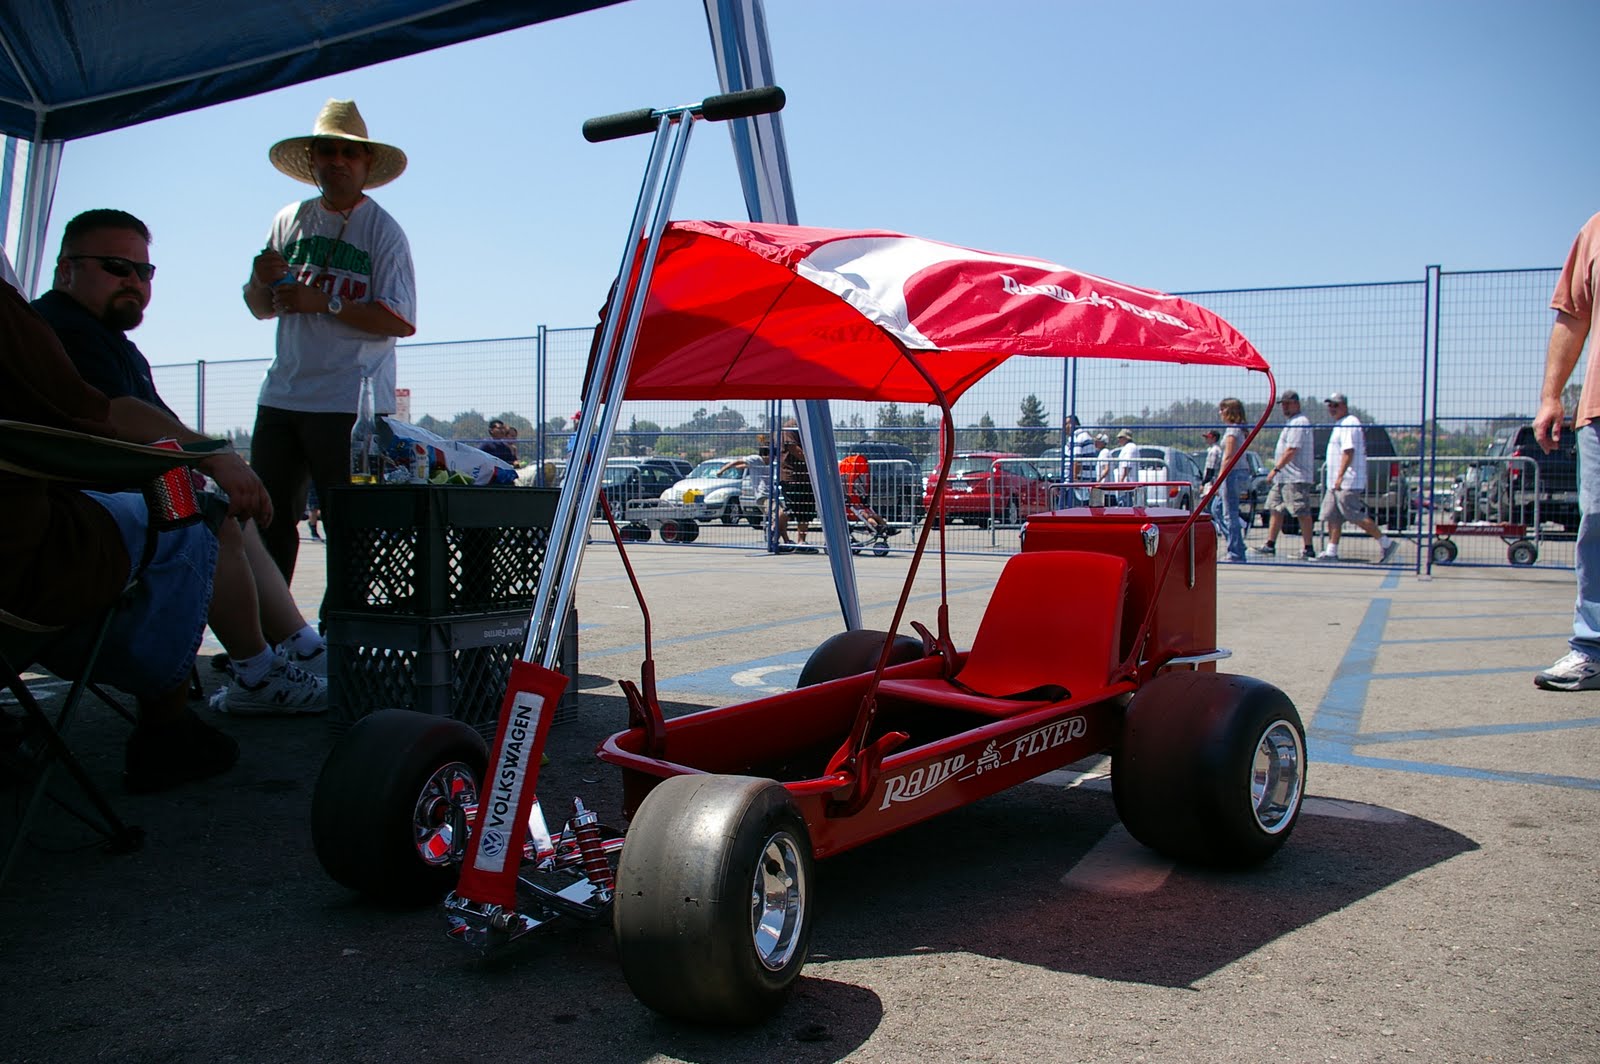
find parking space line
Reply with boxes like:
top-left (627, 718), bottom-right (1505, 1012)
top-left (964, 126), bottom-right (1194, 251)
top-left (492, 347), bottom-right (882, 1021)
top-left (1307, 593), bottom-right (1600, 791)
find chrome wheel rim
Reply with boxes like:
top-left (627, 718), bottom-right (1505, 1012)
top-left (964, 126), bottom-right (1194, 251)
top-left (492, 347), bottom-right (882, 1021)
top-left (1250, 720), bottom-right (1304, 835)
top-left (750, 829), bottom-right (807, 971)
top-left (413, 761), bottom-right (479, 866)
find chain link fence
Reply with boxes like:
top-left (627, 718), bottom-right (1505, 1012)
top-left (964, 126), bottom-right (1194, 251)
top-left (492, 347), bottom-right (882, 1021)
top-left (153, 267), bottom-right (1573, 571)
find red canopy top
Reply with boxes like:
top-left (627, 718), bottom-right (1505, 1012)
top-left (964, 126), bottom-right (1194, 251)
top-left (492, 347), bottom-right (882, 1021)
top-left (622, 220), bottom-right (1268, 405)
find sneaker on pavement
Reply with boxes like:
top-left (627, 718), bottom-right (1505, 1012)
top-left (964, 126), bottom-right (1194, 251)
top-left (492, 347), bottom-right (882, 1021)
top-left (1379, 539), bottom-right (1400, 564)
top-left (1315, 548), bottom-right (1340, 561)
top-left (124, 708), bottom-right (239, 793)
top-left (1300, 547), bottom-right (1318, 561)
top-left (214, 656), bottom-right (328, 716)
top-left (1252, 542), bottom-right (1276, 556)
top-left (278, 641), bottom-right (327, 677)
top-left (1534, 650), bottom-right (1600, 691)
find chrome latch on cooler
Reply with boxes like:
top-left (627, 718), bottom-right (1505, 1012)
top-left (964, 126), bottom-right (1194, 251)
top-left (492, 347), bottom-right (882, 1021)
top-left (1140, 523), bottom-right (1159, 557)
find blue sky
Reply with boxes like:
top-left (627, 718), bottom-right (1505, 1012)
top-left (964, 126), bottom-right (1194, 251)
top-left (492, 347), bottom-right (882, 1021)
top-left (40, 0), bottom-right (1600, 378)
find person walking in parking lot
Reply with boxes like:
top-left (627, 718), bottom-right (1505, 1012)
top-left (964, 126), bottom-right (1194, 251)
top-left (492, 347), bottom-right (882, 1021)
top-left (1112, 428), bottom-right (1139, 506)
top-left (1534, 212), bottom-right (1600, 690)
top-left (1216, 397), bottom-right (1249, 563)
top-left (1255, 390), bottom-right (1317, 560)
top-left (1315, 394), bottom-right (1399, 564)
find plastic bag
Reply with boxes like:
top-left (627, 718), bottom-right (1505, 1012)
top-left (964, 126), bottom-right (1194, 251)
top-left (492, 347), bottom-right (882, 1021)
top-left (378, 416), bottom-right (517, 485)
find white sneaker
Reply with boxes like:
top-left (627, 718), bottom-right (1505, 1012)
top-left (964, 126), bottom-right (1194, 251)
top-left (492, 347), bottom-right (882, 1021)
top-left (1315, 548), bottom-right (1339, 561)
top-left (1534, 650), bottom-right (1600, 692)
top-left (1379, 539), bottom-right (1400, 564)
top-left (214, 655), bottom-right (328, 715)
top-left (278, 641), bottom-right (327, 677)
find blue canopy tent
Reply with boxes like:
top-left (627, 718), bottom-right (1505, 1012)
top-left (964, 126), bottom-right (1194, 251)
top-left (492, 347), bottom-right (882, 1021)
top-left (0, 0), bottom-right (630, 289)
top-left (0, 0), bottom-right (865, 624)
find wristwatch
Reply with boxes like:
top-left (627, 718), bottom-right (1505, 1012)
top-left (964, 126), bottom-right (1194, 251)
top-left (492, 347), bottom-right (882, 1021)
top-left (327, 294), bottom-right (344, 316)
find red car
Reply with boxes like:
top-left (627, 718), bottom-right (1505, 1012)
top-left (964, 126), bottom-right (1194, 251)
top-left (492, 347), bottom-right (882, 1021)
top-left (921, 452), bottom-right (1054, 527)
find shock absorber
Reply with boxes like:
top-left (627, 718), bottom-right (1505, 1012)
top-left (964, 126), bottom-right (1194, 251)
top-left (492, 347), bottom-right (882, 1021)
top-left (570, 797), bottom-right (614, 899)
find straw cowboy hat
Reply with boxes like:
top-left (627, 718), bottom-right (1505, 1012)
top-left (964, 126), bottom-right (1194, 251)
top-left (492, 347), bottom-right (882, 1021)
top-left (269, 99), bottom-right (407, 189)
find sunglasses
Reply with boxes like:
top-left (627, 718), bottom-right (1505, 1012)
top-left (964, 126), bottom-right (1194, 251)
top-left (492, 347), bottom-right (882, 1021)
top-left (312, 141), bottom-right (370, 160)
top-left (66, 254), bottom-right (156, 282)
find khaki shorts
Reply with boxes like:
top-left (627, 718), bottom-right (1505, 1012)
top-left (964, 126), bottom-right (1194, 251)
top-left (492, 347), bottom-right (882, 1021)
top-left (1319, 488), bottom-right (1370, 525)
top-left (1265, 479), bottom-right (1314, 517)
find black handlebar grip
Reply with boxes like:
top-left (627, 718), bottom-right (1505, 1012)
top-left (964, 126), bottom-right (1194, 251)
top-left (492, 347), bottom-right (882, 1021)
top-left (582, 108), bottom-right (660, 143)
top-left (700, 85), bottom-right (786, 123)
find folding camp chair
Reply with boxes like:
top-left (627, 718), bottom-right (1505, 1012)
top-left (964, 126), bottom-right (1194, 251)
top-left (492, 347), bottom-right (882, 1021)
top-left (0, 420), bottom-right (225, 887)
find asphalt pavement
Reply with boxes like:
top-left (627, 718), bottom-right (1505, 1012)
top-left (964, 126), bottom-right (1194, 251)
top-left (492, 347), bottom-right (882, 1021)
top-left (1, 532), bottom-right (1596, 1064)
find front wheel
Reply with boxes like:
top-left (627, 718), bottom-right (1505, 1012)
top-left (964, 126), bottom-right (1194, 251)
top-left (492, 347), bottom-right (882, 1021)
top-left (1112, 672), bottom-right (1306, 867)
top-left (614, 775), bottom-right (814, 1024)
top-left (720, 499), bottom-right (740, 526)
top-left (1430, 540), bottom-right (1458, 565)
top-left (1509, 539), bottom-right (1538, 567)
top-left (312, 709), bottom-right (488, 905)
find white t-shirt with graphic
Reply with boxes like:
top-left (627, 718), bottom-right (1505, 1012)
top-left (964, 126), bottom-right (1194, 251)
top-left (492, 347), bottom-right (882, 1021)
top-left (255, 196), bottom-right (416, 414)
top-left (1324, 414), bottom-right (1367, 492)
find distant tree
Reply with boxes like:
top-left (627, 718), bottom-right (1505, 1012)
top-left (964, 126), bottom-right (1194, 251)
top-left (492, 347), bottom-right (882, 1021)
top-left (546, 415), bottom-right (569, 433)
top-left (621, 415), bottom-right (663, 455)
top-left (873, 403), bottom-right (935, 453)
top-left (417, 414), bottom-right (445, 435)
top-left (1011, 393), bottom-right (1050, 455)
top-left (451, 411), bottom-right (490, 442)
top-left (976, 412), bottom-right (999, 451)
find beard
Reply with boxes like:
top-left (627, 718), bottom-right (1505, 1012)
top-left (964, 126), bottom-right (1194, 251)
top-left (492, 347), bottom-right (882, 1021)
top-left (103, 293), bottom-right (145, 331)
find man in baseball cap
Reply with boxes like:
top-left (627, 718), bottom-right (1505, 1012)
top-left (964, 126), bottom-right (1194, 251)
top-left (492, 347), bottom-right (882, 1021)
top-left (1254, 389), bottom-right (1317, 559)
top-left (1316, 393), bottom-right (1399, 563)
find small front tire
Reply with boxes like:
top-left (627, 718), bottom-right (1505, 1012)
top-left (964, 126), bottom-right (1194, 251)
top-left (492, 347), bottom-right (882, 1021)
top-left (1430, 540), bottom-right (1458, 565)
top-left (312, 709), bottom-right (487, 905)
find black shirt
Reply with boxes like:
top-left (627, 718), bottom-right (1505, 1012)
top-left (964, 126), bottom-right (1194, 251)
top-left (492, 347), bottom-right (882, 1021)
top-left (31, 289), bottom-right (174, 415)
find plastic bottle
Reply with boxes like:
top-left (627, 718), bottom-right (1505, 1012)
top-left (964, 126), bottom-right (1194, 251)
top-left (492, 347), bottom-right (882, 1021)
top-left (350, 374), bottom-right (377, 483)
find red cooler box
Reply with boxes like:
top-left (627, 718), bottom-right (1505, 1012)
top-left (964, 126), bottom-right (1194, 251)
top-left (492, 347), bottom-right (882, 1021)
top-left (1022, 507), bottom-right (1217, 668)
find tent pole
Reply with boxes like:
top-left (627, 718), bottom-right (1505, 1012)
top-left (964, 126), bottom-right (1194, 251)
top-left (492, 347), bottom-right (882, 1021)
top-left (703, 0), bottom-right (861, 631)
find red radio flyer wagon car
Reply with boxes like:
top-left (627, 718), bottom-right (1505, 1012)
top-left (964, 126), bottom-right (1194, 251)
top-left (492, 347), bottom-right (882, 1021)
top-left (311, 87), bottom-right (1305, 1026)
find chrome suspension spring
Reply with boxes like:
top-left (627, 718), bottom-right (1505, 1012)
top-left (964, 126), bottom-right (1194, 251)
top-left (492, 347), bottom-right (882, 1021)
top-left (570, 797), bottom-right (615, 897)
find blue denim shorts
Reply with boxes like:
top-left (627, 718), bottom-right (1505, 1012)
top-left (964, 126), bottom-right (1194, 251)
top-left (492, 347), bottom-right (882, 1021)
top-left (39, 491), bottom-right (217, 698)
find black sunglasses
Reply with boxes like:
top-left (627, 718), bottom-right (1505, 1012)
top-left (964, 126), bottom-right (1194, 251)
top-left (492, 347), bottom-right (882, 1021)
top-left (66, 254), bottom-right (156, 282)
top-left (311, 141), bottom-right (370, 160)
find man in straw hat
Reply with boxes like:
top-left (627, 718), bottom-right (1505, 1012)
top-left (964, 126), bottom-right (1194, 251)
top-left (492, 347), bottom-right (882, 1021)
top-left (242, 99), bottom-right (416, 592)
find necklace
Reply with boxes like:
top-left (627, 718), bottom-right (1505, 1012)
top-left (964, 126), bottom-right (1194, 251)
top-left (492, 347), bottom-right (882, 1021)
top-left (317, 197), bottom-right (356, 272)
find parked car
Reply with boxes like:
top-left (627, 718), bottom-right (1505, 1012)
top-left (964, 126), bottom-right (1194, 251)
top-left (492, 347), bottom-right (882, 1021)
top-left (1453, 423), bottom-right (1577, 530)
top-left (1121, 446), bottom-right (1201, 510)
top-left (655, 458), bottom-right (746, 525)
top-left (599, 457), bottom-right (692, 514)
top-left (921, 452), bottom-right (1054, 527)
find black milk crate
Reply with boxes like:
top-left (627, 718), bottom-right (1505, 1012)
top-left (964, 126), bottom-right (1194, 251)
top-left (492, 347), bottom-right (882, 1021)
top-left (324, 484), bottom-right (559, 616)
top-left (327, 606), bottom-right (579, 740)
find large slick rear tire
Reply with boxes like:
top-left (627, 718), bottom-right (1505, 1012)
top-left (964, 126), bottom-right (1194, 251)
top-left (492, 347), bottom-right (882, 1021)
top-left (614, 774), bottom-right (814, 1024)
top-left (1112, 672), bottom-right (1306, 867)
top-left (796, 628), bottom-right (924, 688)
